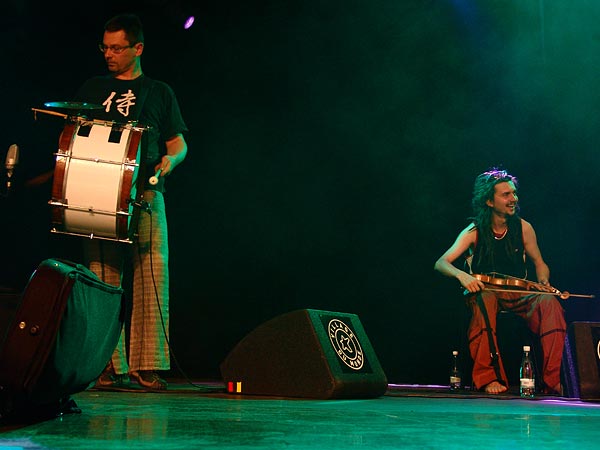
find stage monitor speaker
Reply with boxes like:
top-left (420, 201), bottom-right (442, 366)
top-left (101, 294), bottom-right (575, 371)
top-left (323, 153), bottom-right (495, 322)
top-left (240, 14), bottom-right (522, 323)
top-left (561, 321), bottom-right (600, 400)
top-left (220, 309), bottom-right (388, 399)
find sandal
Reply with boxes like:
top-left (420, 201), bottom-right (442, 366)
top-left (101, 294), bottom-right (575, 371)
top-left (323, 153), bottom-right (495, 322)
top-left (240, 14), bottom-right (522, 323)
top-left (130, 370), bottom-right (168, 390)
top-left (95, 361), bottom-right (130, 388)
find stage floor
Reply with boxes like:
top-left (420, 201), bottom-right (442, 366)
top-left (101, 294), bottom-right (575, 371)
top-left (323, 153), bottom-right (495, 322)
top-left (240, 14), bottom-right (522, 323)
top-left (2, 382), bottom-right (600, 449)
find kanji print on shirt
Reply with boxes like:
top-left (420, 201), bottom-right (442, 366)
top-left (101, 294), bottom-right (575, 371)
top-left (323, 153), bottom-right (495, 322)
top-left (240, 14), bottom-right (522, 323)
top-left (102, 89), bottom-right (137, 117)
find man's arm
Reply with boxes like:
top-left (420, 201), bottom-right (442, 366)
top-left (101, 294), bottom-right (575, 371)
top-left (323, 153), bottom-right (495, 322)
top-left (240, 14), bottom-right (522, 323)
top-left (434, 224), bottom-right (486, 293)
top-left (521, 218), bottom-right (551, 285)
top-left (156, 133), bottom-right (188, 175)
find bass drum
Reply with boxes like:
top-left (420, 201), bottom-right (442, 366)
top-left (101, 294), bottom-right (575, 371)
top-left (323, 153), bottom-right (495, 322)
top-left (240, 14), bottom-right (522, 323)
top-left (49, 117), bottom-right (145, 242)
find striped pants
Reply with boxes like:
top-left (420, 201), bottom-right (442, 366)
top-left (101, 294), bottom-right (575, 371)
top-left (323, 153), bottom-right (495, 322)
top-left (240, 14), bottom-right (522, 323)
top-left (84, 190), bottom-right (170, 374)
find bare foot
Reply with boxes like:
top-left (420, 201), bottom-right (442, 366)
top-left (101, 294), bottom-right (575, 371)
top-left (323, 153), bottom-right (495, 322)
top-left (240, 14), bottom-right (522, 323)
top-left (484, 381), bottom-right (508, 394)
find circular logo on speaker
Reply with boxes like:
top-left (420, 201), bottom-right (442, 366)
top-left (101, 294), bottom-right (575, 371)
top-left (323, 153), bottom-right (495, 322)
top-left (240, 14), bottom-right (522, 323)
top-left (597, 340), bottom-right (600, 361)
top-left (327, 319), bottom-right (364, 370)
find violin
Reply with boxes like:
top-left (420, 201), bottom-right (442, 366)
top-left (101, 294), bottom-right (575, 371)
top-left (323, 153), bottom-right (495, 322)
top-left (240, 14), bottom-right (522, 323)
top-left (470, 273), bottom-right (595, 300)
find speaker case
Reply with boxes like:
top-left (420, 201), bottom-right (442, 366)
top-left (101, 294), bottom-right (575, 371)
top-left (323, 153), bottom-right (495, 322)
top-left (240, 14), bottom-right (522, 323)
top-left (220, 309), bottom-right (388, 399)
top-left (562, 321), bottom-right (600, 400)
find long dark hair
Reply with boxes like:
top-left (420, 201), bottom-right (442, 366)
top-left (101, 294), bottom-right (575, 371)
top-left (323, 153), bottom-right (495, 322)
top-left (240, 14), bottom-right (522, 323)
top-left (470, 168), bottom-right (520, 269)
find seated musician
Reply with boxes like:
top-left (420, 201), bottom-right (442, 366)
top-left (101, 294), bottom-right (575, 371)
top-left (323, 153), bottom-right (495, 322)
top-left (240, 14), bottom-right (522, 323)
top-left (434, 168), bottom-right (566, 395)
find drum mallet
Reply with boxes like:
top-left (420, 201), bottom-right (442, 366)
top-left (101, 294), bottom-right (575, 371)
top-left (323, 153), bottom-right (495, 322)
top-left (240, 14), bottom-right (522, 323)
top-left (149, 168), bottom-right (162, 186)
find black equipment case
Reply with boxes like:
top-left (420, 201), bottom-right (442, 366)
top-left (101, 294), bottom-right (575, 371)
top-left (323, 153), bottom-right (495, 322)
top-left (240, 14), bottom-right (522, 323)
top-left (0, 259), bottom-right (123, 419)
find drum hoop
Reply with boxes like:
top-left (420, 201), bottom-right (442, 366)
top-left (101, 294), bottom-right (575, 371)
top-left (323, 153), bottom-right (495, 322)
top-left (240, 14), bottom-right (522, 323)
top-left (73, 116), bottom-right (149, 132)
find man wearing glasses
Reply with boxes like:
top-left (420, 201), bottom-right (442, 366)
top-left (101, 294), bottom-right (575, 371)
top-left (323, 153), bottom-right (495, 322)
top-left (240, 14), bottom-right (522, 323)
top-left (434, 169), bottom-right (566, 395)
top-left (76, 13), bottom-right (188, 390)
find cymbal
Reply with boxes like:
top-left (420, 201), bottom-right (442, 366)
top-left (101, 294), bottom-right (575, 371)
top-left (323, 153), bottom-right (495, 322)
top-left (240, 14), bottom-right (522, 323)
top-left (44, 101), bottom-right (104, 110)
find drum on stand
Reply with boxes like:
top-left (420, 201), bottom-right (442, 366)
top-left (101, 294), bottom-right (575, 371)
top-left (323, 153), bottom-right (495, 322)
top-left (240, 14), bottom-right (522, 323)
top-left (49, 117), bottom-right (146, 243)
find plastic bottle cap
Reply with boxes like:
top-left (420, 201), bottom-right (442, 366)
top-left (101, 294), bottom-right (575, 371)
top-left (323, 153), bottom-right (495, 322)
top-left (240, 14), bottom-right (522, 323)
top-left (523, 345), bottom-right (531, 351)
top-left (452, 350), bottom-right (459, 356)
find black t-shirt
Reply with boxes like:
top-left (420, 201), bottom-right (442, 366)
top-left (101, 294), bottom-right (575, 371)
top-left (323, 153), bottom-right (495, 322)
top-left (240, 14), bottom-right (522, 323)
top-left (75, 74), bottom-right (188, 191)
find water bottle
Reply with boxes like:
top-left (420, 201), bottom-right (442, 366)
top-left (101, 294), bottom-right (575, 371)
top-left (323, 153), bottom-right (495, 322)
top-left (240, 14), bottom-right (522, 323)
top-left (520, 345), bottom-right (535, 398)
top-left (449, 350), bottom-right (462, 391)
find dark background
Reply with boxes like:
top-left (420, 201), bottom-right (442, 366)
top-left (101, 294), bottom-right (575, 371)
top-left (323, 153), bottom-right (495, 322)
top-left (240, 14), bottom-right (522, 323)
top-left (1, 0), bottom-right (599, 384)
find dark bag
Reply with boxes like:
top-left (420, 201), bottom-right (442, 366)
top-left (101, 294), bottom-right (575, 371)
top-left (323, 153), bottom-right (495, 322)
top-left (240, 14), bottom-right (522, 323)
top-left (0, 259), bottom-right (123, 419)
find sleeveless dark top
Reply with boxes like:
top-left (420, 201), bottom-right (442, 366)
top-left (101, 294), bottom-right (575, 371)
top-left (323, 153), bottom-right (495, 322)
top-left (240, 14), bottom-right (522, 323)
top-left (470, 217), bottom-right (526, 278)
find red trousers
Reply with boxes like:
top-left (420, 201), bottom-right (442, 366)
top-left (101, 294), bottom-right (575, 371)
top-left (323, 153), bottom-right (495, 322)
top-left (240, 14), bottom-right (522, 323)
top-left (468, 291), bottom-right (566, 391)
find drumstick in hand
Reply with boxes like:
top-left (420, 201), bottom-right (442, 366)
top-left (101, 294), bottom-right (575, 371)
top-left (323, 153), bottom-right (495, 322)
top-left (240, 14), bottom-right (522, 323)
top-left (149, 168), bottom-right (162, 185)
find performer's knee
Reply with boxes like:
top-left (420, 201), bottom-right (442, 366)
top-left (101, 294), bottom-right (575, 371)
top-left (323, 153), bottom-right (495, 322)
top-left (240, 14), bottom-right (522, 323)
top-left (539, 294), bottom-right (564, 313)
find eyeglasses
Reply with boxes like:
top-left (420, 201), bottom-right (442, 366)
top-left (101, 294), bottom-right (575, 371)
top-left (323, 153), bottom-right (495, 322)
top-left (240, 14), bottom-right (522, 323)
top-left (98, 44), bottom-right (135, 54)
